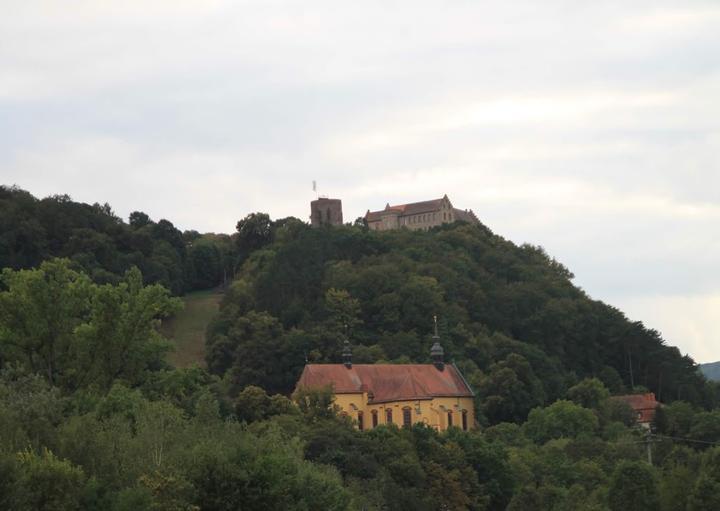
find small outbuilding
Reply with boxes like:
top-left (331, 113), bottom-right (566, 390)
top-left (610, 392), bottom-right (661, 428)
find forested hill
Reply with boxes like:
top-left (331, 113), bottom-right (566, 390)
top-left (0, 185), bottom-right (234, 294)
top-left (1, 183), bottom-right (711, 415)
top-left (208, 216), bottom-right (715, 420)
top-left (4, 191), bottom-right (720, 509)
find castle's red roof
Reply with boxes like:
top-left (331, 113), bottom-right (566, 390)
top-left (365, 198), bottom-right (445, 222)
top-left (296, 363), bottom-right (474, 404)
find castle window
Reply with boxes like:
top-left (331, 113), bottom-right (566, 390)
top-left (403, 407), bottom-right (412, 428)
top-left (326, 208), bottom-right (331, 222)
top-left (371, 410), bottom-right (378, 428)
top-left (462, 410), bottom-right (468, 431)
top-left (386, 408), bottom-right (393, 424)
top-left (447, 411), bottom-right (453, 428)
top-left (358, 411), bottom-right (364, 431)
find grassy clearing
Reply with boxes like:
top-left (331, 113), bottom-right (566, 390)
top-left (162, 288), bottom-right (223, 368)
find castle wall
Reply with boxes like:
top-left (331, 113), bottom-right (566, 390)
top-left (369, 204), bottom-right (457, 232)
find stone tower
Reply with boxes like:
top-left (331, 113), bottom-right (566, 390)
top-left (310, 197), bottom-right (343, 227)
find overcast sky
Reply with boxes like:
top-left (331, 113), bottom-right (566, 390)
top-left (2, 1), bottom-right (719, 362)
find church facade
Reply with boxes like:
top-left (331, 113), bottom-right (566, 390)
top-left (295, 336), bottom-right (476, 431)
top-left (364, 194), bottom-right (479, 232)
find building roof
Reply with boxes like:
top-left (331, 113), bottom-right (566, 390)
top-left (610, 393), bottom-right (660, 415)
top-left (452, 208), bottom-right (478, 223)
top-left (296, 363), bottom-right (474, 404)
top-left (365, 197), bottom-right (446, 222)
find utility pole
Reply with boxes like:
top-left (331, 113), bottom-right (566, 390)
top-left (643, 429), bottom-right (660, 465)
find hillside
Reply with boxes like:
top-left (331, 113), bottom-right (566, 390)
top-left (701, 361), bottom-right (720, 381)
top-left (3, 199), bottom-right (720, 510)
top-left (207, 219), bottom-right (714, 421)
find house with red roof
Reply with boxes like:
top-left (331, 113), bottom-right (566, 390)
top-left (296, 332), bottom-right (476, 431)
top-left (610, 392), bottom-right (661, 428)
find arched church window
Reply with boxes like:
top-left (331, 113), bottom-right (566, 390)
top-left (402, 407), bottom-right (412, 428)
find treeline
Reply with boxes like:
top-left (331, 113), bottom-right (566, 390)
top-left (0, 186), bottom-right (234, 294)
top-left (208, 217), bottom-right (717, 421)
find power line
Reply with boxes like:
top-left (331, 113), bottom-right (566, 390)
top-left (653, 433), bottom-right (720, 446)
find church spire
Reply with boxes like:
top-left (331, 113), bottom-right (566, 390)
top-left (342, 340), bottom-right (352, 369)
top-left (431, 314), bottom-right (444, 371)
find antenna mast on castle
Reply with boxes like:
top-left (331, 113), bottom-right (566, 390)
top-left (312, 180), bottom-right (318, 199)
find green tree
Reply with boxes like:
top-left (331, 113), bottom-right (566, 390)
top-left (608, 460), bottom-right (659, 511)
top-left (0, 259), bottom-right (92, 385)
top-left (13, 449), bottom-right (86, 511)
top-left (524, 400), bottom-right (598, 444)
top-left (567, 378), bottom-right (610, 409)
top-left (687, 475), bottom-right (720, 511)
top-left (129, 211), bottom-right (152, 229)
top-left (73, 267), bottom-right (181, 390)
top-left (0, 260), bottom-right (181, 391)
top-left (689, 411), bottom-right (720, 445)
top-left (687, 446), bottom-right (720, 511)
top-left (0, 366), bottom-right (64, 452)
top-left (480, 354), bottom-right (546, 424)
top-left (293, 385), bottom-right (338, 422)
top-left (324, 288), bottom-right (363, 335)
top-left (235, 213), bottom-right (273, 262)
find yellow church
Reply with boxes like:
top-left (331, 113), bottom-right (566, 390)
top-left (296, 328), bottom-right (476, 431)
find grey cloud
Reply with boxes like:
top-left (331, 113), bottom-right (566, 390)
top-left (1, 0), bottom-right (719, 360)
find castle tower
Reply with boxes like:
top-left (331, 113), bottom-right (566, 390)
top-left (310, 198), bottom-right (343, 227)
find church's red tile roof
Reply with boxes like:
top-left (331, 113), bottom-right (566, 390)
top-left (296, 363), bottom-right (474, 404)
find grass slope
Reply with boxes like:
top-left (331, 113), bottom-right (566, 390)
top-left (162, 288), bottom-right (222, 368)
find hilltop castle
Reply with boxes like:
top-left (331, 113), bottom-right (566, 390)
top-left (365, 195), bottom-right (479, 231)
top-left (310, 194), bottom-right (479, 230)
